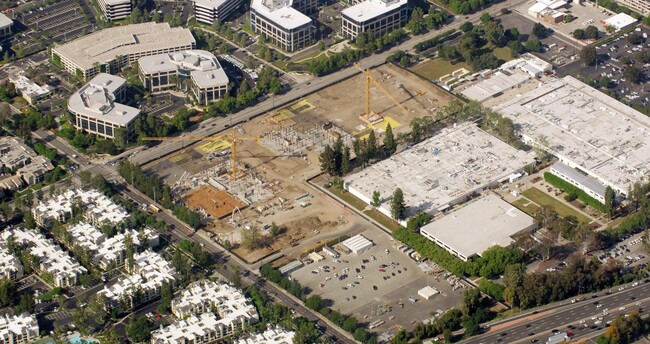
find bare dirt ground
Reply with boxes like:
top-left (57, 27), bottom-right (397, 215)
top-left (183, 185), bottom-right (246, 219)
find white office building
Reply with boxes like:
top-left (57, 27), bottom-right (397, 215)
top-left (8, 74), bottom-right (51, 105)
top-left (1, 229), bottom-right (87, 287)
top-left (100, 250), bottom-right (176, 313)
top-left (68, 73), bottom-right (140, 139)
top-left (341, 0), bottom-right (409, 40)
top-left (550, 163), bottom-right (607, 203)
top-left (138, 50), bottom-right (229, 105)
top-left (97, 0), bottom-right (131, 21)
top-left (194, 0), bottom-right (245, 25)
top-left (51, 22), bottom-right (195, 79)
top-left (0, 314), bottom-right (39, 344)
top-left (0, 13), bottom-right (12, 38)
top-left (32, 188), bottom-right (128, 227)
top-left (250, 0), bottom-right (313, 52)
top-left (0, 247), bottom-right (23, 281)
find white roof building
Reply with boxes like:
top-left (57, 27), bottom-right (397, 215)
top-left (420, 194), bottom-right (536, 261)
top-left (342, 234), bottom-right (374, 254)
top-left (237, 326), bottom-right (295, 344)
top-left (1, 229), bottom-right (87, 287)
top-left (0, 313), bottom-right (39, 344)
top-left (341, 0), bottom-right (407, 23)
top-left (8, 74), bottom-right (51, 105)
top-left (0, 247), bottom-right (23, 281)
top-left (194, 0), bottom-right (245, 24)
top-left (250, 0), bottom-right (311, 30)
top-left (32, 188), bottom-right (128, 227)
top-left (171, 280), bottom-right (258, 321)
top-left (139, 50), bottom-right (229, 88)
top-left (0, 136), bottom-right (54, 187)
top-left (604, 13), bottom-right (638, 31)
top-left (0, 13), bottom-right (12, 38)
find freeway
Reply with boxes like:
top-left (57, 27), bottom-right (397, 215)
top-left (462, 282), bottom-right (650, 344)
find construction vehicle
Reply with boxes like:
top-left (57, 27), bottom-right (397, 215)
top-left (354, 63), bottom-right (408, 124)
top-left (142, 132), bottom-right (260, 179)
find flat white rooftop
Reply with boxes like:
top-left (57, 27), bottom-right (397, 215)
top-left (0, 13), bottom-right (12, 28)
top-left (420, 194), bottom-right (535, 259)
top-left (8, 75), bottom-right (50, 99)
top-left (491, 76), bottom-right (650, 194)
top-left (139, 50), bottom-right (229, 88)
top-left (344, 122), bottom-right (535, 217)
top-left (194, 0), bottom-right (229, 9)
top-left (52, 22), bottom-right (195, 71)
top-left (605, 13), bottom-right (638, 29)
top-left (341, 0), bottom-right (408, 23)
top-left (236, 326), bottom-right (295, 344)
top-left (68, 73), bottom-right (140, 126)
top-left (250, 0), bottom-right (311, 29)
top-left (461, 70), bottom-right (530, 102)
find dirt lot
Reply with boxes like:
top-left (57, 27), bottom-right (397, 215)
top-left (183, 185), bottom-right (246, 219)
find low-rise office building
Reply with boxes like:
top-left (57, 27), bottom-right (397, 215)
top-left (194, 0), bottom-right (245, 25)
top-left (0, 247), bottom-right (23, 281)
top-left (138, 50), bottom-right (229, 105)
top-left (0, 314), bottom-right (39, 344)
top-left (8, 74), bottom-right (51, 105)
top-left (68, 73), bottom-right (140, 140)
top-left (97, 0), bottom-right (131, 21)
top-left (250, 0), bottom-right (313, 52)
top-left (341, 0), bottom-right (409, 40)
top-left (550, 162), bottom-right (607, 203)
top-left (51, 22), bottom-right (195, 79)
top-left (0, 13), bottom-right (12, 38)
top-left (32, 188), bottom-right (128, 227)
top-left (1, 229), bottom-right (87, 287)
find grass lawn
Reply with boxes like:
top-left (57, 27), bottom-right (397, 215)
top-left (293, 50), bottom-right (326, 64)
top-left (410, 58), bottom-right (471, 81)
top-left (363, 208), bottom-right (402, 232)
top-left (511, 197), bottom-right (540, 216)
top-left (272, 60), bottom-right (290, 71)
top-left (522, 187), bottom-right (591, 223)
top-left (493, 47), bottom-right (513, 61)
top-left (328, 187), bottom-right (368, 211)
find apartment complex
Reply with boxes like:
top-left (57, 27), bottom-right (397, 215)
top-left (236, 326), bottom-right (295, 344)
top-left (0, 13), bottom-right (12, 38)
top-left (32, 188), bottom-right (128, 227)
top-left (98, 0), bottom-right (131, 21)
top-left (51, 22), bottom-right (195, 79)
top-left (1, 229), bottom-right (87, 287)
top-left (0, 137), bottom-right (54, 191)
top-left (616, 0), bottom-right (650, 15)
top-left (250, 0), bottom-right (313, 52)
top-left (68, 73), bottom-right (140, 139)
top-left (138, 50), bottom-right (229, 105)
top-left (0, 247), bottom-right (23, 281)
top-left (194, 0), bottom-right (245, 25)
top-left (152, 279), bottom-right (258, 343)
top-left (341, 0), bottom-right (409, 40)
top-left (0, 314), bottom-right (39, 344)
top-left (100, 250), bottom-right (176, 313)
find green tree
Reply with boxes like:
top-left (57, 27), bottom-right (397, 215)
top-left (390, 188), bottom-right (406, 220)
top-left (383, 122), bottom-right (397, 156)
top-left (318, 144), bottom-right (336, 175)
top-left (624, 66), bottom-right (641, 83)
top-left (585, 25), bottom-right (598, 39)
top-left (524, 39), bottom-right (542, 53)
top-left (604, 186), bottom-right (616, 219)
top-left (531, 23), bottom-right (548, 39)
top-left (305, 294), bottom-right (323, 311)
top-left (341, 145), bottom-right (350, 175)
top-left (126, 316), bottom-right (152, 342)
top-left (580, 46), bottom-right (597, 66)
top-left (0, 279), bottom-right (16, 307)
top-left (372, 191), bottom-right (380, 207)
top-left (125, 234), bottom-right (134, 273)
top-left (16, 293), bottom-right (34, 313)
top-left (407, 7), bottom-right (426, 35)
top-left (158, 282), bottom-right (173, 314)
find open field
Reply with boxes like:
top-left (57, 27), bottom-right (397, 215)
top-left (183, 185), bottom-right (246, 219)
top-left (411, 58), bottom-right (471, 81)
top-left (522, 187), bottom-right (591, 223)
top-left (511, 197), bottom-right (540, 217)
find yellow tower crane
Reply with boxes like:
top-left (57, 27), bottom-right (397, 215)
top-left (142, 133), bottom-right (260, 180)
top-left (354, 63), bottom-right (409, 124)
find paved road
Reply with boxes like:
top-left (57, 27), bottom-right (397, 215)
top-left (462, 282), bottom-right (650, 344)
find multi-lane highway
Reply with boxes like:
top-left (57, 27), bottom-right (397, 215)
top-left (462, 282), bottom-right (650, 343)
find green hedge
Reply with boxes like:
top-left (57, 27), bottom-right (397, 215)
top-left (414, 29), bottom-right (457, 52)
top-left (544, 172), bottom-right (606, 212)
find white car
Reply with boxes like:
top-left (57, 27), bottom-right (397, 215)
top-left (619, 306), bottom-right (626, 311)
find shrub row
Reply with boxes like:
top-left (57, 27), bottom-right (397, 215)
top-left (543, 172), bottom-right (605, 212)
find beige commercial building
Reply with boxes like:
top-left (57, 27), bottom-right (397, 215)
top-left (51, 22), bottom-right (195, 80)
top-left (194, 0), bottom-right (245, 25)
top-left (0, 13), bottom-right (12, 38)
top-left (97, 0), bottom-right (131, 21)
top-left (250, 0), bottom-right (313, 52)
top-left (138, 50), bottom-right (229, 105)
top-left (616, 0), bottom-right (650, 15)
top-left (341, 0), bottom-right (409, 40)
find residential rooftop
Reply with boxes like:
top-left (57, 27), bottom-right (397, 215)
top-left (420, 194), bottom-right (536, 261)
top-left (52, 22), bottom-right (195, 71)
top-left (344, 122), bottom-right (535, 218)
top-left (32, 188), bottom-right (128, 226)
top-left (0, 246), bottom-right (22, 281)
top-left (341, 0), bottom-right (408, 22)
top-left (0, 313), bottom-right (39, 342)
top-left (236, 326), bottom-right (295, 344)
top-left (490, 76), bottom-right (650, 195)
top-left (68, 73), bottom-right (140, 126)
top-left (171, 279), bottom-right (258, 321)
top-left (250, 0), bottom-right (311, 29)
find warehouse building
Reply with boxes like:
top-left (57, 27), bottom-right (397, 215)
top-left (341, 0), bottom-right (409, 40)
top-left (68, 73), bottom-right (140, 140)
top-left (249, 0), bottom-right (313, 52)
top-left (420, 194), bottom-right (536, 261)
top-left (0, 314), bottom-right (39, 344)
top-left (51, 22), bottom-right (195, 79)
top-left (0, 13), bottom-right (12, 38)
top-left (342, 234), bottom-right (374, 254)
top-left (97, 0), bottom-right (131, 21)
top-left (491, 76), bottom-right (650, 197)
top-left (194, 0), bottom-right (245, 25)
top-left (344, 122), bottom-right (535, 222)
top-left (138, 50), bottom-right (229, 105)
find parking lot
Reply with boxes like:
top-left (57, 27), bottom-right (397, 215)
top-left (595, 231), bottom-right (650, 269)
top-left (289, 229), bottom-right (466, 333)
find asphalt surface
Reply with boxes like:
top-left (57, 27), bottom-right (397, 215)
top-left (462, 282), bottom-right (650, 344)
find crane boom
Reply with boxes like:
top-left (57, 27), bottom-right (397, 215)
top-left (355, 63), bottom-right (409, 115)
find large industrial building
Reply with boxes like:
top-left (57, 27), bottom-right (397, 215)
top-left (0, 13), bottom-right (12, 38)
top-left (420, 194), bottom-right (536, 261)
top-left (341, 0), bottom-right (409, 40)
top-left (249, 0), bottom-right (313, 52)
top-left (68, 73), bottom-right (140, 140)
top-left (491, 76), bottom-right (650, 197)
top-left (51, 23), bottom-right (195, 79)
top-left (344, 122), bottom-right (535, 222)
top-left (97, 0), bottom-right (131, 21)
top-left (138, 50), bottom-right (229, 105)
top-left (194, 0), bottom-right (245, 25)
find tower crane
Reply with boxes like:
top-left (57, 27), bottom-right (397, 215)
top-left (142, 132), bottom-right (260, 180)
top-left (354, 63), bottom-right (409, 123)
